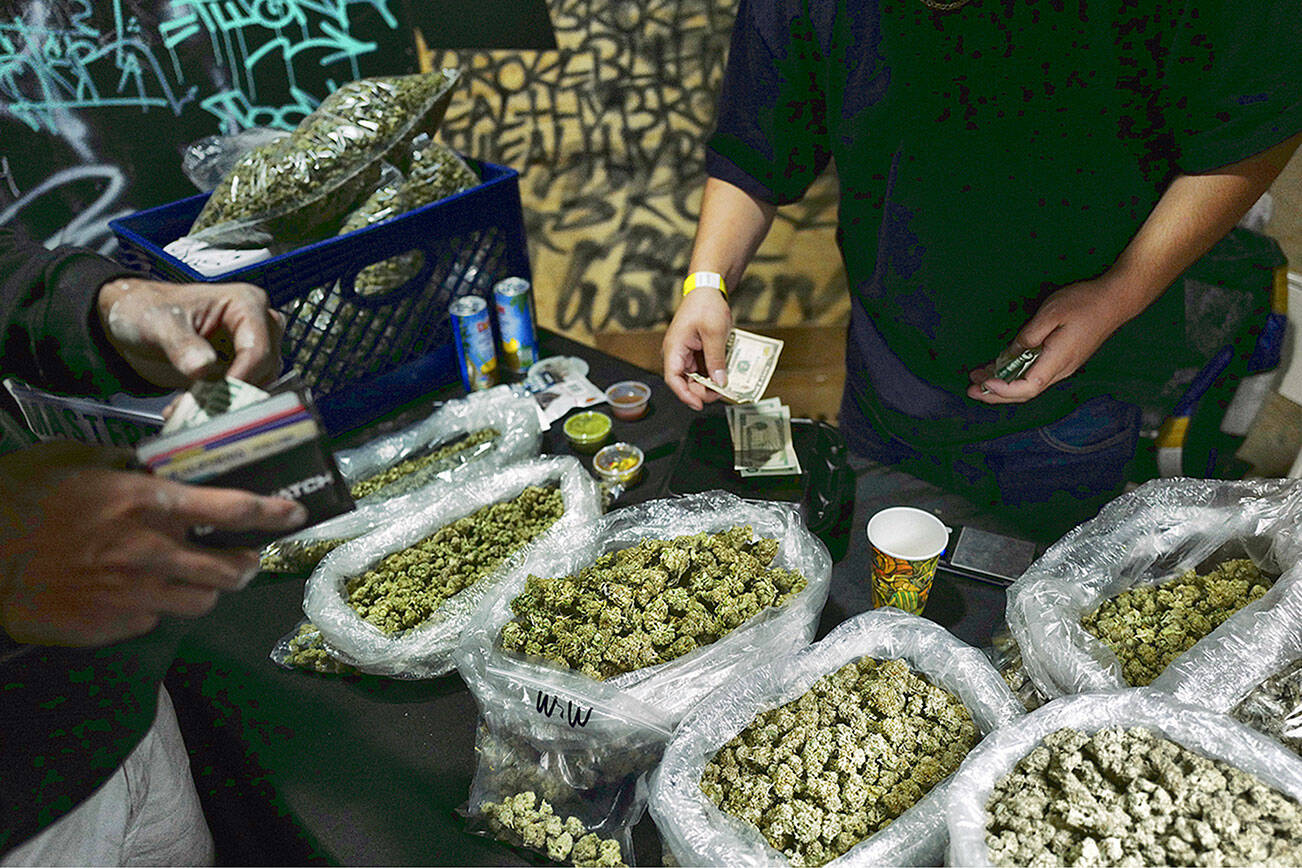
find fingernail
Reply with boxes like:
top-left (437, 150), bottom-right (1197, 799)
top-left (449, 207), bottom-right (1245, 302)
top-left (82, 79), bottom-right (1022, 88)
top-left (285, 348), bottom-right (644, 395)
top-left (236, 563), bottom-right (259, 590)
top-left (711, 369), bottom-right (727, 387)
top-left (279, 502), bottom-right (309, 529)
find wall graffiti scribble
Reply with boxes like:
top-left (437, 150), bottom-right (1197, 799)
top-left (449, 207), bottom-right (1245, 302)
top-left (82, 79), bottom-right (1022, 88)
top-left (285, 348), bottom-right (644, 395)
top-left (1, 0), bottom-right (845, 343)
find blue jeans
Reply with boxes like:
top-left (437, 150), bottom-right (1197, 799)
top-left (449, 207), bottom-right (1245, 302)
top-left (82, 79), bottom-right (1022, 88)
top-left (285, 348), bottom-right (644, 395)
top-left (840, 392), bottom-right (1142, 539)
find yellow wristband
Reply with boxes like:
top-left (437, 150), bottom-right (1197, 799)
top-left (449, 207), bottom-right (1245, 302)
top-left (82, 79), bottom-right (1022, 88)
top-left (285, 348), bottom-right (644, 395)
top-left (682, 271), bottom-right (727, 299)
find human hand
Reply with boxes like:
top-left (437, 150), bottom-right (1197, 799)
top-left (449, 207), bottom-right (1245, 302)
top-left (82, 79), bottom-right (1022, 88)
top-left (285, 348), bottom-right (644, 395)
top-left (662, 288), bottom-right (732, 410)
top-left (968, 277), bottom-right (1130, 404)
top-left (97, 277), bottom-right (285, 389)
top-left (0, 440), bottom-right (308, 647)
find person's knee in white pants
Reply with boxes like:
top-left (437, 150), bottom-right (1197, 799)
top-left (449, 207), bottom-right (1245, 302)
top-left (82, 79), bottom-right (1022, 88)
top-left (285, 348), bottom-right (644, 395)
top-left (2, 685), bottom-right (214, 867)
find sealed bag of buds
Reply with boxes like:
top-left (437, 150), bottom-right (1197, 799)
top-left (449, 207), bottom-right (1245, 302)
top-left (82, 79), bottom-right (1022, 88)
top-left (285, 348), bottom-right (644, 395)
top-left (1005, 478), bottom-right (1302, 700)
top-left (298, 456), bottom-right (600, 678)
top-left (945, 689), bottom-right (1302, 867)
top-left (190, 70), bottom-right (459, 248)
top-left (650, 608), bottom-right (1023, 867)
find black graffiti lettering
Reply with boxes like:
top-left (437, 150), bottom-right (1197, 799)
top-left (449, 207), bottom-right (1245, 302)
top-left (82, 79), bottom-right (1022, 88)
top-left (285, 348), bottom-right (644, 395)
top-left (534, 691), bottom-right (591, 728)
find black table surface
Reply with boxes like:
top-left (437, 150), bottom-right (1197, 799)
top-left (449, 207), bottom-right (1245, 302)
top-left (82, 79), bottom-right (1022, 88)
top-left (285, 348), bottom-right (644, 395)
top-left (165, 330), bottom-right (1043, 866)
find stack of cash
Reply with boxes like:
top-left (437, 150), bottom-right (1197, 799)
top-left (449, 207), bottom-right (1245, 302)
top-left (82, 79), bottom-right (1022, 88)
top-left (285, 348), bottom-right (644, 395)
top-left (726, 398), bottom-right (802, 477)
top-left (688, 328), bottom-right (801, 478)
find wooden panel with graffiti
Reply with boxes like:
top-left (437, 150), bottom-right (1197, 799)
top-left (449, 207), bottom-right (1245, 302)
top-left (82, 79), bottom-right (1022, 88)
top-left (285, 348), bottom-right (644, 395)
top-left (422, 0), bottom-right (848, 341)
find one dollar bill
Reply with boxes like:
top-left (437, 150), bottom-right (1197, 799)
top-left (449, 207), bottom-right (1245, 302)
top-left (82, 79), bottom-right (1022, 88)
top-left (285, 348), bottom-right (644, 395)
top-left (687, 327), bottom-right (783, 404)
top-left (727, 398), bottom-right (802, 477)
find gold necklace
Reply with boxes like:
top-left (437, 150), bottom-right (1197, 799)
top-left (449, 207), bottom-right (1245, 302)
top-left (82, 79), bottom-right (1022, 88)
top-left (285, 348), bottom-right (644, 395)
top-left (919, 0), bottom-right (973, 10)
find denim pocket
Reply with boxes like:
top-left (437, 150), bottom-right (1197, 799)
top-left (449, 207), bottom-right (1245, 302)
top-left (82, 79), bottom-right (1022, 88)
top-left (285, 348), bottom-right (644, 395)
top-left (958, 396), bottom-right (1142, 524)
top-left (1036, 396), bottom-right (1141, 454)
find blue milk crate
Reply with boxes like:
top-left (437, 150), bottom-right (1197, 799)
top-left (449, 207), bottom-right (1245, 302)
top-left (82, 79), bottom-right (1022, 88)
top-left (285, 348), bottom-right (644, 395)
top-left (110, 160), bottom-right (531, 434)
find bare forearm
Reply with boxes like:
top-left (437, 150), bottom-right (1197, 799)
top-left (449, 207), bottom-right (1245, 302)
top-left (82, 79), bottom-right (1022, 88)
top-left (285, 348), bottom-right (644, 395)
top-left (1101, 132), bottom-right (1302, 322)
top-left (688, 177), bottom-right (778, 288)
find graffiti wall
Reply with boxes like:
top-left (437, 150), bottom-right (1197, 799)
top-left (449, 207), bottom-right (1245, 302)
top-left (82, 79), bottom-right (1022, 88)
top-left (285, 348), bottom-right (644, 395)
top-left (0, 0), bottom-right (846, 349)
top-left (423, 0), bottom-right (848, 339)
top-left (0, 0), bottom-right (411, 249)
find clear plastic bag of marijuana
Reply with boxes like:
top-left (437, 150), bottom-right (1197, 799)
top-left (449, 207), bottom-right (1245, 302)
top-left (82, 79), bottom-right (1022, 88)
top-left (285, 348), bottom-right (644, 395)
top-left (188, 70), bottom-right (460, 248)
top-left (1153, 557), bottom-right (1302, 753)
top-left (1006, 478), bottom-right (1302, 700)
top-left (452, 492), bottom-right (833, 862)
top-left (333, 384), bottom-right (541, 504)
top-left (260, 386), bottom-right (542, 573)
top-left (650, 607), bottom-right (1024, 868)
top-left (945, 689), bottom-right (1302, 867)
top-left (181, 126), bottom-right (291, 194)
top-left (300, 456), bottom-right (601, 678)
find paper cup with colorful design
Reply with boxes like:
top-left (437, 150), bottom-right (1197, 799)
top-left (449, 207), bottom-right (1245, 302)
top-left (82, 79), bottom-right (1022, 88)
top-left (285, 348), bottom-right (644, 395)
top-left (866, 507), bottom-right (950, 614)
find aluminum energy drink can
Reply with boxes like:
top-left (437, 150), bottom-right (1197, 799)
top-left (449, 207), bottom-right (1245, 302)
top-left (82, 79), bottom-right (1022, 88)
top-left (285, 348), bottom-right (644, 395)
top-left (493, 276), bottom-right (539, 374)
top-left (450, 295), bottom-right (499, 391)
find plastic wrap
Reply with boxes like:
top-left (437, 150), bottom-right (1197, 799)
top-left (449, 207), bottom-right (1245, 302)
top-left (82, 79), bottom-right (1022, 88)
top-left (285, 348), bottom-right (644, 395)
top-left (1006, 477), bottom-right (1302, 700)
top-left (181, 127), bottom-right (290, 193)
top-left (944, 689), bottom-right (1302, 867)
top-left (649, 608), bottom-right (1024, 868)
top-left (190, 70), bottom-right (459, 248)
top-left (334, 385), bottom-right (541, 502)
top-left (301, 456), bottom-right (601, 678)
top-left (259, 387), bottom-right (541, 573)
top-left (1144, 557), bottom-right (1302, 756)
top-left (1231, 658), bottom-right (1302, 757)
top-left (984, 625), bottom-right (1048, 713)
top-left (452, 492), bottom-right (833, 864)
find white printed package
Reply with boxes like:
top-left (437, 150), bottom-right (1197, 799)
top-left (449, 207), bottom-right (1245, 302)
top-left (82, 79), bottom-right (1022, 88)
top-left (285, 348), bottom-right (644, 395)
top-left (135, 386), bottom-right (353, 548)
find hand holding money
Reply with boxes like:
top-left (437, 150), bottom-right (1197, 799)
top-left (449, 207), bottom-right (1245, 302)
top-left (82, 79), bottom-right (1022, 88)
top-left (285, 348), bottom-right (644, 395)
top-left (978, 343), bottom-right (1042, 395)
top-left (686, 328), bottom-right (784, 404)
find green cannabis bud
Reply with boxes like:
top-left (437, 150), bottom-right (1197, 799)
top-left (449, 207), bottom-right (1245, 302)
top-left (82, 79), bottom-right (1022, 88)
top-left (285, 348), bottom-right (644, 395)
top-left (986, 726), bottom-right (1302, 866)
top-left (701, 656), bottom-right (977, 867)
top-left (1081, 558), bottom-right (1272, 686)
top-left (499, 526), bottom-right (808, 680)
top-left (347, 485), bottom-right (564, 635)
top-left (479, 791), bottom-right (627, 867)
top-left (282, 621), bottom-right (357, 674)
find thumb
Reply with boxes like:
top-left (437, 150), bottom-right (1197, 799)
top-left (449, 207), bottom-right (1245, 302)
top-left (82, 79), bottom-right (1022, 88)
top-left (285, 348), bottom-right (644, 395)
top-left (702, 327), bottom-right (730, 387)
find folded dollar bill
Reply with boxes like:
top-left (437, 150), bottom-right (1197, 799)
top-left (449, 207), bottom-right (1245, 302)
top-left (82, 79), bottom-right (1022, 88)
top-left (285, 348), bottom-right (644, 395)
top-left (687, 327), bottom-right (783, 404)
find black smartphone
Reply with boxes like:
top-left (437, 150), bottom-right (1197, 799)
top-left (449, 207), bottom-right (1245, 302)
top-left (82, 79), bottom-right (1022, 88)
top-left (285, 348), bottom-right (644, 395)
top-left (940, 525), bottom-right (1040, 587)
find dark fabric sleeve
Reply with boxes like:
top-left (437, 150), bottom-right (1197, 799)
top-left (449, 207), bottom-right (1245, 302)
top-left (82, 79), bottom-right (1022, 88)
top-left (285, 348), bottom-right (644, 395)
top-left (705, 0), bottom-right (831, 205)
top-left (1167, 0), bottom-right (1302, 173)
top-left (0, 227), bottom-right (154, 397)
